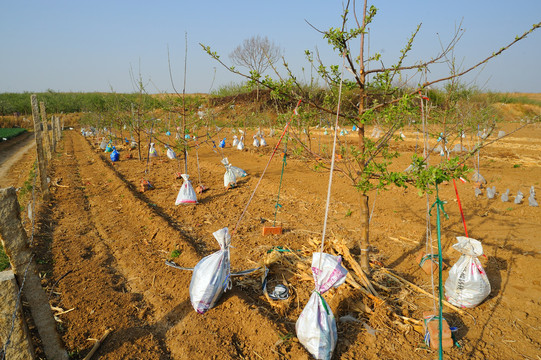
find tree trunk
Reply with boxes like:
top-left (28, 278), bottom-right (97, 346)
top-left (359, 192), bottom-right (370, 272)
top-left (357, 122), bottom-right (370, 274)
top-left (357, 0), bottom-right (370, 273)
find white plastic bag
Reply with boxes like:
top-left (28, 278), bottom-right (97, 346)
top-left (260, 136), bottom-right (267, 146)
top-left (232, 135), bottom-right (239, 147)
top-left (237, 136), bottom-right (244, 150)
top-left (445, 237), bottom-right (491, 308)
top-left (149, 143), bottom-right (158, 157)
top-left (221, 158), bottom-right (237, 188)
top-left (189, 227), bottom-right (231, 314)
top-left (175, 174), bottom-right (197, 205)
top-left (231, 166), bottom-right (247, 178)
top-left (296, 253), bottom-right (348, 360)
top-left (252, 135), bottom-right (260, 147)
top-left (166, 147), bottom-right (176, 160)
top-left (99, 138), bottom-right (107, 149)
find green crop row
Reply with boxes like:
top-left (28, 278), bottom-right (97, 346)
top-left (0, 127), bottom-right (27, 140)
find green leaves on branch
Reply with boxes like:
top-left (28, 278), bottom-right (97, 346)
top-left (408, 155), bottom-right (470, 194)
top-left (324, 5), bottom-right (377, 53)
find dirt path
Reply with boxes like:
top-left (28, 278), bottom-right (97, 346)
top-left (0, 132), bottom-right (35, 187)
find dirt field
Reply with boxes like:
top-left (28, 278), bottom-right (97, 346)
top-left (1, 115), bottom-right (541, 359)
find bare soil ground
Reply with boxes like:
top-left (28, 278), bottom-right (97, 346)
top-left (1, 115), bottom-right (541, 359)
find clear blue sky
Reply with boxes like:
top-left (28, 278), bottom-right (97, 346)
top-left (1, 1), bottom-right (540, 94)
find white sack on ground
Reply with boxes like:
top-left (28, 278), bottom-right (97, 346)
top-left (237, 136), bottom-right (245, 150)
top-left (253, 135), bottom-right (260, 147)
top-left (445, 237), bottom-right (491, 308)
top-left (296, 253), bottom-right (348, 360)
top-left (175, 174), bottom-right (197, 205)
top-left (221, 158), bottom-right (237, 188)
top-left (471, 172), bottom-right (486, 184)
top-left (232, 135), bottom-right (239, 147)
top-left (189, 227), bottom-right (231, 314)
top-left (260, 136), bottom-right (267, 146)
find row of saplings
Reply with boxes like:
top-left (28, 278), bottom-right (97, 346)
top-left (85, 128), bottom-right (491, 359)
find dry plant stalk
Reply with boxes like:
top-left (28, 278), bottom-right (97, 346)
top-left (83, 328), bottom-right (112, 360)
top-left (380, 268), bottom-right (465, 315)
top-left (332, 238), bottom-right (380, 297)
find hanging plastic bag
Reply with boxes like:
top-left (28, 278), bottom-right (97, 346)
top-left (149, 143), bottom-right (158, 158)
top-left (221, 158), bottom-right (237, 188)
top-left (99, 138), bottom-right (107, 149)
top-left (444, 237), bottom-right (491, 308)
top-left (175, 174), bottom-right (197, 205)
top-left (166, 147), bottom-right (176, 160)
top-left (253, 135), bottom-right (260, 147)
top-left (260, 136), bottom-right (267, 146)
top-left (189, 227), bottom-right (231, 314)
top-left (296, 253), bottom-right (348, 360)
top-left (232, 135), bottom-right (239, 147)
top-left (110, 147), bottom-right (119, 162)
top-left (237, 136), bottom-right (245, 150)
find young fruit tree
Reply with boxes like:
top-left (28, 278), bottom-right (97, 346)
top-left (202, 0), bottom-right (540, 273)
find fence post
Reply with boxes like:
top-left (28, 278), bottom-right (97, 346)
top-left (0, 187), bottom-right (68, 360)
top-left (51, 115), bottom-right (57, 153)
top-left (56, 117), bottom-right (62, 140)
top-left (0, 270), bottom-right (36, 359)
top-left (39, 101), bottom-right (52, 160)
top-left (31, 95), bottom-right (50, 202)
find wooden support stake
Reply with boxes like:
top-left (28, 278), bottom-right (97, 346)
top-left (31, 94), bottom-right (50, 201)
top-left (39, 101), bottom-right (52, 160)
top-left (0, 187), bottom-right (68, 360)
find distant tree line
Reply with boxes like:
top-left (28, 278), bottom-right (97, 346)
top-left (0, 90), bottom-right (164, 115)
